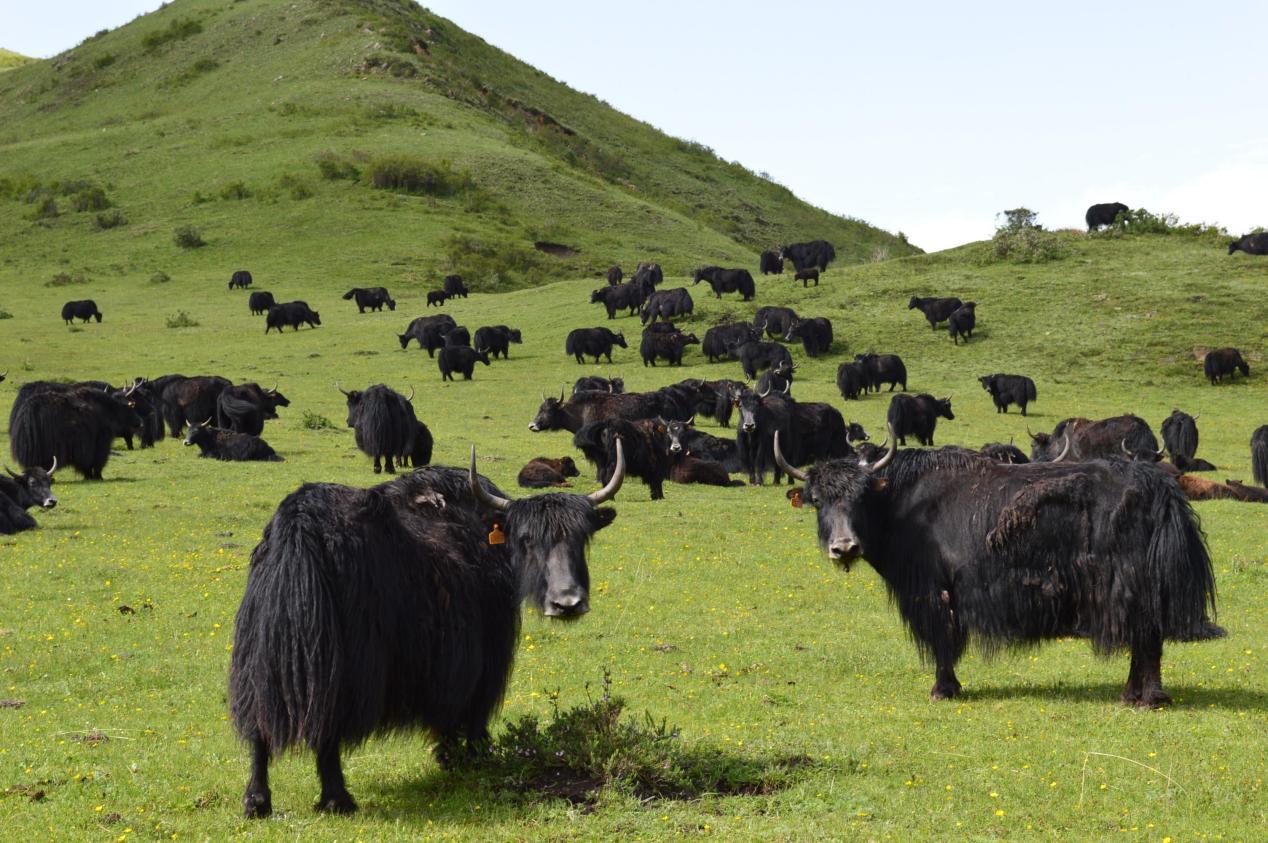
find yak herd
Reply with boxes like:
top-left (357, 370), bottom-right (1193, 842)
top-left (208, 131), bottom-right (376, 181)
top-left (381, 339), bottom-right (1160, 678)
top-left (4, 224), bottom-right (1265, 820)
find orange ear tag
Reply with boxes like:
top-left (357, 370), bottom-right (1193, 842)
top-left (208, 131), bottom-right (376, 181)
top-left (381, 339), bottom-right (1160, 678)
top-left (488, 523), bottom-right (506, 545)
top-left (789, 490), bottom-right (804, 508)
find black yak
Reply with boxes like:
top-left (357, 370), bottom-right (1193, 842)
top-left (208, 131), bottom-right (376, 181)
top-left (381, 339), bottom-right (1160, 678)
top-left (183, 421), bottom-right (283, 462)
top-left (640, 288), bottom-right (693, 324)
top-left (1252, 425), bottom-right (1268, 488)
top-left (265, 301), bottom-right (320, 333)
top-left (1029, 415), bottom-right (1159, 462)
top-left (230, 445), bottom-right (624, 818)
top-left (1160, 410), bottom-right (1199, 462)
top-left (529, 388), bottom-right (684, 434)
top-left (442, 325), bottom-right (471, 347)
top-left (590, 282), bottom-right (645, 320)
top-left (640, 331), bottom-right (699, 366)
top-left (948, 302), bottom-right (976, 344)
top-left (1203, 348), bottom-right (1249, 385)
top-left (153, 375), bottom-right (230, 437)
top-left (342, 287), bottom-right (396, 313)
top-left (630, 262), bottom-right (663, 289)
top-left (774, 430), bottom-right (1221, 706)
top-left (9, 385), bottom-right (142, 479)
top-left (229, 270), bottom-right (253, 289)
top-left (426, 290), bottom-right (448, 307)
top-left (399, 314), bottom-right (456, 355)
top-left (836, 362), bottom-right (869, 401)
top-left (794, 268), bottom-right (819, 287)
top-left (855, 353), bottom-right (907, 393)
top-left (692, 267), bottom-right (756, 300)
top-left (664, 418), bottom-right (742, 473)
top-left (443, 274), bottom-right (469, 298)
top-left (887, 393), bottom-right (953, 446)
top-left (734, 386), bottom-right (793, 485)
top-left (61, 300), bottom-right (102, 324)
top-left (216, 383), bottom-right (289, 437)
top-left (340, 384), bottom-right (420, 474)
top-left (1085, 202), bottom-right (1130, 231)
top-left (517, 456), bottom-right (581, 488)
top-left (473, 325), bottom-right (523, 359)
top-left (979, 442), bottom-right (1030, 464)
top-left (779, 240), bottom-right (836, 272)
top-left (1228, 233), bottom-right (1268, 256)
top-left (565, 327), bottom-right (627, 364)
top-left (575, 419), bottom-right (669, 499)
top-left (0, 462), bottom-right (57, 535)
top-left (759, 250), bottom-right (784, 275)
top-left (753, 306), bottom-right (798, 339)
top-left (438, 346), bottom-right (491, 381)
top-left (757, 360), bottom-right (794, 397)
top-left (703, 321), bottom-right (759, 363)
top-left (573, 376), bottom-right (624, 394)
top-left (606, 265), bottom-right (623, 285)
top-left (785, 317), bottom-right (832, 357)
top-left (730, 339), bottom-right (793, 380)
top-left (248, 291), bottom-right (275, 315)
top-left (978, 374), bottom-right (1036, 416)
top-left (907, 296), bottom-right (961, 330)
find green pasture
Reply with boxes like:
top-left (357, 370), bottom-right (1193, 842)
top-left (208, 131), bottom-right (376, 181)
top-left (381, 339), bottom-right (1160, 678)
top-left (1, 230), bottom-right (1265, 840)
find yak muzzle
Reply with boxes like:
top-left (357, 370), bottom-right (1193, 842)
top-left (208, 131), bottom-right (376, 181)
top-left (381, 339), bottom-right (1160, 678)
top-left (545, 594), bottom-right (590, 619)
top-left (827, 540), bottom-right (860, 566)
top-left (527, 423), bottom-right (540, 432)
top-left (42, 497), bottom-right (57, 509)
top-left (741, 422), bottom-right (756, 433)
top-left (669, 442), bottom-right (682, 453)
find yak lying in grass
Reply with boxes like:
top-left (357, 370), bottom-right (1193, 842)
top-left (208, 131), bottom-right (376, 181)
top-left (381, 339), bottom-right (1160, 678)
top-left (230, 446), bottom-right (625, 818)
top-left (776, 431), bottom-right (1221, 707)
top-left (183, 421), bottom-right (283, 462)
top-left (0, 462), bottom-right (57, 535)
top-left (517, 456), bottom-right (581, 488)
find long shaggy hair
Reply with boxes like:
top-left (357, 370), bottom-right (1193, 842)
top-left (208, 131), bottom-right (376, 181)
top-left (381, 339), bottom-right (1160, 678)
top-left (1161, 410), bottom-right (1199, 461)
top-left (1252, 425), bottom-right (1268, 488)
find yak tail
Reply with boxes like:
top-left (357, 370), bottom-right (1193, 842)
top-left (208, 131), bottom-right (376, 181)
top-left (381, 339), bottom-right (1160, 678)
top-left (1025, 379), bottom-right (1037, 402)
top-left (564, 332), bottom-right (579, 356)
top-left (229, 503), bottom-right (343, 754)
top-left (1140, 465), bottom-right (1221, 644)
top-left (1251, 427), bottom-right (1268, 488)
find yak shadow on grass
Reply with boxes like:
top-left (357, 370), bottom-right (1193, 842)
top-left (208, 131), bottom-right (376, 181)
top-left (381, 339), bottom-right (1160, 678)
top-left (960, 680), bottom-right (1268, 710)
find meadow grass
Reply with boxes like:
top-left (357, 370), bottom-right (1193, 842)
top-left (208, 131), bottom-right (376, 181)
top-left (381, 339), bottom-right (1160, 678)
top-left (0, 229), bottom-right (1265, 840)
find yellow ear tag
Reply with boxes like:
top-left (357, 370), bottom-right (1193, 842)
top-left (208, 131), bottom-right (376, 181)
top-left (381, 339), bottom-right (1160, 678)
top-left (488, 523), bottom-right (506, 545)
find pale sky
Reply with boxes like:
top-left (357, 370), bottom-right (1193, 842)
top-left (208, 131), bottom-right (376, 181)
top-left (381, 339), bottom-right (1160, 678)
top-left (7, 1), bottom-right (1267, 251)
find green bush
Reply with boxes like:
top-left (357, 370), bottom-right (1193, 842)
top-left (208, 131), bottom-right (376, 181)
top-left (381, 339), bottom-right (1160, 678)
top-left (0, 309), bottom-right (12, 320)
top-left (277, 174), bottom-right (312, 200)
top-left (441, 234), bottom-right (549, 289)
top-left (28, 197), bottom-right (59, 220)
top-left (1092, 208), bottom-right (1227, 240)
top-left (988, 227), bottom-right (1069, 263)
top-left (72, 186), bottom-right (111, 212)
top-left (94, 210), bottom-right (128, 229)
top-left (314, 151), bottom-right (360, 181)
top-left (45, 270), bottom-right (89, 287)
top-left (300, 411), bottom-right (337, 431)
top-left (93, 54), bottom-right (116, 70)
top-left (365, 156), bottom-right (473, 197)
top-left (142, 18), bottom-right (203, 52)
top-left (150, 271), bottom-right (171, 285)
top-left (165, 310), bottom-right (199, 329)
top-left (218, 181), bottom-right (251, 200)
top-left (174, 225), bottom-right (205, 249)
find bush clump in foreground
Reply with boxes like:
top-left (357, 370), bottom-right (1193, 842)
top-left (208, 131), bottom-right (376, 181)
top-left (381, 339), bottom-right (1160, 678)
top-left (460, 671), bottom-right (810, 803)
top-left (365, 155), bottom-right (472, 197)
top-left (173, 225), bottom-right (205, 249)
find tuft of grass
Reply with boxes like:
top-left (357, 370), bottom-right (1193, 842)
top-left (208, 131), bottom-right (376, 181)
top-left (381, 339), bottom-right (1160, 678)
top-left (94, 210), bottom-right (128, 230)
top-left (173, 225), bottom-right (205, 249)
top-left (44, 269), bottom-right (89, 287)
top-left (28, 197), bottom-right (58, 220)
top-left (164, 310), bottom-right (199, 328)
top-left (141, 18), bottom-right (203, 52)
top-left (300, 410), bottom-right (337, 430)
top-left (315, 150), bottom-right (360, 181)
top-left (149, 270), bottom-right (171, 284)
top-left (365, 156), bottom-right (473, 197)
top-left (72, 186), bottom-right (111, 212)
top-left (217, 181), bottom-right (251, 201)
top-left (0, 308), bottom-right (12, 319)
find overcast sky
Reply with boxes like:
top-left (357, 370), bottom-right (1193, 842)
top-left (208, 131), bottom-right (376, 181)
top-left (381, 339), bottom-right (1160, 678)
top-left (8, 1), bottom-right (1267, 251)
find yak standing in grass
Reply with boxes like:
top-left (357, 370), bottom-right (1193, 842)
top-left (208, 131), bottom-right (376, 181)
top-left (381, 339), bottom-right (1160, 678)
top-left (590, 282), bottom-right (645, 320)
top-left (1228, 233), bottom-right (1268, 256)
top-left (566, 327), bottom-right (627, 364)
top-left (1252, 426), bottom-right (1268, 488)
top-left (887, 393), bottom-right (954, 446)
top-left (836, 361), bottom-right (869, 401)
top-left (754, 306), bottom-right (798, 340)
top-left (692, 267), bottom-right (756, 300)
top-left (948, 302), bottom-right (976, 344)
top-left (473, 325), bottom-right (522, 359)
top-left (703, 321), bottom-right (759, 363)
top-left (779, 240), bottom-right (836, 272)
top-left (1203, 348), bottom-right (1249, 385)
top-left (794, 268), bottom-right (819, 287)
top-left (342, 287), bottom-right (396, 313)
top-left (855, 353), bottom-right (907, 393)
top-left (230, 446), bottom-right (624, 818)
top-left (606, 265), bottom-right (623, 285)
top-left (1160, 410), bottom-right (1199, 463)
top-left (340, 384), bottom-right (421, 474)
top-left (640, 288), bottom-right (693, 324)
top-left (574, 419), bottom-right (669, 500)
top-left (153, 375), bottom-right (230, 437)
top-left (443, 274), bottom-right (469, 299)
top-left (1085, 202), bottom-right (1130, 231)
top-left (0, 462), bottom-right (57, 535)
top-left (774, 430), bottom-right (1221, 707)
top-left (9, 384), bottom-right (142, 479)
top-left (978, 373), bottom-right (1036, 416)
top-left (908, 296), bottom-right (961, 330)
top-left (229, 270), bottom-right (253, 290)
top-left (265, 301), bottom-right (320, 333)
top-left (217, 383), bottom-right (289, 437)
top-left (785, 317), bottom-right (832, 357)
top-left (61, 300), bottom-right (102, 324)
top-left (184, 420), bottom-right (284, 462)
top-left (399, 314), bottom-right (457, 355)
top-left (438, 346), bottom-right (491, 381)
top-left (248, 292), bottom-right (275, 315)
top-left (759, 250), bottom-right (784, 275)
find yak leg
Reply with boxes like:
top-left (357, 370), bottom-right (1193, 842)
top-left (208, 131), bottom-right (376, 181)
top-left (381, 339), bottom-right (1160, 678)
top-left (1128, 635), bottom-right (1170, 708)
top-left (373, 455), bottom-right (382, 474)
top-left (649, 477), bottom-right (665, 500)
top-left (927, 590), bottom-right (965, 700)
top-left (384, 455), bottom-right (396, 474)
top-left (242, 737), bottom-right (273, 818)
top-left (1120, 649), bottom-right (1144, 705)
top-left (314, 742), bottom-right (357, 814)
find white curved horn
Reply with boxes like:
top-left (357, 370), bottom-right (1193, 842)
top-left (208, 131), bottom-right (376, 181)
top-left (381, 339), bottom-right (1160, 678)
top-left (773, 431), bottom-right (809, 482)
top-left (469, 446), bottom-right (512, 511)
top-left (586, 437), bottom-right (625, 504)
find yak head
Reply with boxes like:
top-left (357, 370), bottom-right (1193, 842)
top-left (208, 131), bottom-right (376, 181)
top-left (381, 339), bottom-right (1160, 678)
top-left (906, 296), bottom-right (921, 310)
top-left (309, 311), bottom-right (322, 326)
top-left (934, 396), bottom-right (955, 420)
top-left (613, 331), bottom-right (628, 349)
top-left (183, 418), bottom-right (215, 448)
top-left (775, 429), bottom-right (894, 569)
top-left (589, 288), bottom-right (607, 304)
top-left (398, 333), bottom-right (412, 350)
top-left (386, 297), bottom-right (397, 311)
top-left (507, 328), bottom-right (523, 344)
top-left (529, 388), bottom-right (569, 432)
top-left (846, 422), bottom-right (869, 443)
top-left (608, 377), bottom-right (624, 394)
top-left (978, 374), bottom-right (998, 393)
top-left (469, 442), bottom-right (624, 619)
top-left (663, 416), bottom-right (695, 454)
top-left (1228, 240), bottom-right (1241, 255)
top-left (1237, 358), bottom-right (1251, 377)
top-left (736, 389), bottom-right (765, 433)
top-left (783, 319), bottom-right (803, 342)
top-left (4, 460), bottom-right (57, 510)
top-left (342, 289), bottom-right (359, 300)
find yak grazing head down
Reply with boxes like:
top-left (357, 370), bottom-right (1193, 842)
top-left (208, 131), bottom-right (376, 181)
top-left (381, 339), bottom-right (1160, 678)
top-left (775, 430), bottom-right (894, 569)
top-left (469, 440), bottom-right (624, 619)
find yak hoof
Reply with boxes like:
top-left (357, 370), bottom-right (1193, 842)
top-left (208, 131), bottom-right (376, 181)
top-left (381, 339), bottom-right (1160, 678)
top-left (1135, 689), bottom-right (1171, 709)
top-left (316, 792), bottom-right (357, 814)
top-left (930, 680), bottom-right (961, 701)
top-left (243, 791), bottom-right (272, 819)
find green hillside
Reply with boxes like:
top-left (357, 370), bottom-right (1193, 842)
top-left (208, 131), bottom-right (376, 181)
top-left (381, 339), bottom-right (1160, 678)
top-left (0, 0), bottom-right (915, 294)
top-left (0, 48), bottom-right (35, 72)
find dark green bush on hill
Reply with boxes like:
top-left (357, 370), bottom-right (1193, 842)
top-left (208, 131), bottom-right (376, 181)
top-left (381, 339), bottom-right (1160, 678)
top-left (174, 225), bottom-right (205, 249)
top-left (365, 156), bottom-right (472, 197)
top-left (984, 206), bottom-right (1068, 263)
top-left (72, 186), bottom-right (111, 212)
top-left (315, 151), bottom-right (360, 181)
top-left (441, 233), bottom-right (549, 289)
top-left (94, 210), bottom-right (127, 229)
top-left (142, 18), bottom-right (203, 52)
top-left (1092, 209), bottom-right (1226, 240)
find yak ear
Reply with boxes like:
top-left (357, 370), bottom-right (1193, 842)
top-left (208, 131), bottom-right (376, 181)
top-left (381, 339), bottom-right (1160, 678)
top-left (868, 477), bottom-right (888, 492)
top-left (593, 507), bottom-right (618, 530)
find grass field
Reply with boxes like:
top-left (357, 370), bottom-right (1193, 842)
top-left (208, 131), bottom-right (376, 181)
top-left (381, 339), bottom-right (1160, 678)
top-left (1, 226), bottom-right (1266, 839)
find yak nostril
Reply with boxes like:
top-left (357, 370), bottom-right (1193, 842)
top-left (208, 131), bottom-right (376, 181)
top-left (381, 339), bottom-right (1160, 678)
top-left (43, 499), bottom-right (57, 509)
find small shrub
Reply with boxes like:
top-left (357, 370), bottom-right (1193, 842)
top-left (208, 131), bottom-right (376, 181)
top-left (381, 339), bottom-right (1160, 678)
top-left (142, 18), bottom-right (203, 52)
top-left (150, 271), bottom-right (171, 284)
top-left (72, 186), bottom-right (111, 212)
top-left (29, 197), bottom-right (59, 220)
top-left (94, 210), bottom-right (128, 229)
top-left (277, 174), bottom-right (312, 200)
top-left (165, 310), bottom-right (199, 329)
top-left (1092, 208), bottom-right (1227, 240)
top-left (301, 411), bottom-right (337, 431)
top-left (174, 225), bottom-right (205, 249)
top-left (173, 57), bottom-right (220, 86)
top-left (93, 54), bottom-right (116, 70)
top-left (365, 156), bottom-right (473, 197)
top-left (360, 52), bottom-right (419, 77)
top-left (218, 181), bottom-right (251, 201)
top-left (988, 227), bottom-right (1069, 263)
top-left (315, 151), bottom-right (360, 181)
top-left (0, 309), bottom-right (12, 320)
top-left (45, 270), bottom-right (89, 287)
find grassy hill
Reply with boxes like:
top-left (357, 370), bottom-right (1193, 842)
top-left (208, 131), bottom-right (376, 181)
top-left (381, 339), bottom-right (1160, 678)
top-left (0, 221), bottom-right (1265, 838)
top-left (0, 48), bottom-right (34, 72)
top-left (0, 0), bottom-right (915, 295)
